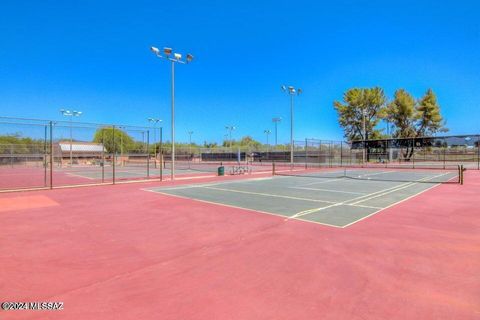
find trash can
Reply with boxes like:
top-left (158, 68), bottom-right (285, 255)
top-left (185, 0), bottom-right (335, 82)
top-left (217, 166), bottom-right (225, 176)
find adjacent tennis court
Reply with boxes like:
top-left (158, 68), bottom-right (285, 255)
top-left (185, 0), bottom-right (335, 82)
top-left (146, 166), bottom-right (461, 227)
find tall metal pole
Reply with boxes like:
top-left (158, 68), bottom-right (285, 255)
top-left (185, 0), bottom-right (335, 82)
top-left (146, 130), bottom-right (150, 178)
top-left (188, 131), bottom-right (193, 158)
top-left (290, 94), bottom-right (294, 166)
top-left (153, 123), bottom-right (157, 166)
top-left (150, 46), bottom-right (193, 181)
top-left (49, 121), bottom-right (53, 189)
top-left (112, 126), bottom-right (116, 184)
top-left (362, 109), bottom-right (366, 165)
top-left (69, 117), bottom-right (73, 166)
top-left (272, 118), bottom-right (281, 146)
top-left (275, 121), bottom-right (278, 145)
top-left (44, 125), bottom-right (47, 187)
top-left (60, 109), bottom-right (82, 166)
top-left (160, 127), bottom-right (163, 181)
top-left (264, 130), bottom-right (271, 152)
top-left (148, 118), bottom-right (161, 168)
top-left (171, 60), bottom-right (175, 181)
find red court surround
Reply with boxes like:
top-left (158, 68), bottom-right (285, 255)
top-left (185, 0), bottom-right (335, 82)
top-left (0, 172), bottom-right (479, 319)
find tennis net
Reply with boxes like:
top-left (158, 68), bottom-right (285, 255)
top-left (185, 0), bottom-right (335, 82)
top-left (273, 164), bottom-right (463, 184)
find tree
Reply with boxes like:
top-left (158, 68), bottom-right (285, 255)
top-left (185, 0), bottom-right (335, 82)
top-left (203, 141), bottom-right (218, 148)
top-left (384, 88), bottom-right (448, 160)
top-left (333, 87), bottom-right (387, 141)
top-left (0, 134), bottom-right (44, 155)
top-left (385, 88), bottom-right (447, 138)
top-left (222, 136), bottom-right (262, 149)
top-left (92, 127), bottom-right (135, 154)
top-left (416, 89), bottom-right (447, 136)
top-left (385, 89), bottom-right (417, 138)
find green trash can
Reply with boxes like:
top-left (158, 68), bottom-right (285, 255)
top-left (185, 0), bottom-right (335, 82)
top-left (217, 166), bottom-right (225, 176)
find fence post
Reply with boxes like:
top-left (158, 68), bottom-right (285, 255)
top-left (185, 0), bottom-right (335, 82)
top-left (443, 137), bottom-right (446, 169)
top-left (44, 125), bottom-right (47, 187)
top-left (49, 121), bottom-right (53, 189)
top-left (329, 141), bottom-right (332, 168)
top-left (101, 129), bottom-right (105, 183)
top-left (304, 139), bottom-right (308, 169)
top-left (112, 126), bottom-right (116, 184)
top-left (160, 127), bottom-right (163, 181)
top-left (147, 130), bottom-right (150, 178)
top-left (477, 135), bottom-right (480, 170)
top-left (412, 138), bottom-right (415, 169)
top-left (340, 141), bottom-right (343, 167)
top-left (10, 144), bottom-right (14, 168)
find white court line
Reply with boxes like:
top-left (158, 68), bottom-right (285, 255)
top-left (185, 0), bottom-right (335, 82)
top-left (294, 178), bottom-right (344, 186)
top-left (65, 172), bottom-right (95, 180)
top-left (204, 186), bottom-right (382, 210)
top-left (150, 177), bottom-right (275, 191)
top-left (352, 170), bottom-right (397, 178)
top-left (345, 203), bottom-right (383, 209)
top-left (291, 186), bottom-right (366, 195)
top-left (349, 172), bottom-right (450, 205)
top-left (290, 170), bottom-right (396, 188)
top-left (202, 186), bottom-right (338, 204)
top-left (142, 188), bottom-right (343, 229)
top-left (288, 178), bottom-right (429, 219)
top-left (291, 172), bottom-right (449, 221)
top-left (341, 175), bottom-right (450, 228)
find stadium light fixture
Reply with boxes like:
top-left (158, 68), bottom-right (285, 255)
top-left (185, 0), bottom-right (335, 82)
top-left (272, 117), bottom-right (282, 146)
top-left (150, 45), bottom-right (194, 181)
top-left (148, 118), bottom-right (162, 167)
top-left (281, 85), bottom-right (303, 166)
top-left (59, 108), bottom-right (82, 166)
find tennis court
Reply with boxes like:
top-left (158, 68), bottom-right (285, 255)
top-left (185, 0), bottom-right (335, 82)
top-left (59, 161), bottom-right (267, 180)
top-left (146, 166), bottom-right (461, 227)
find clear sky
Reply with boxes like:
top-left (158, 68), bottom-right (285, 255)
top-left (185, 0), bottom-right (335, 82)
top-left (1, 0), bottom-right (479, 144)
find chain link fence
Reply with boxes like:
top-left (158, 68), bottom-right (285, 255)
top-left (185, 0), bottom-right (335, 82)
top-left (0, 117), bottom-right (163, 191)
top-left (1, 117), bottom-right (478, 191)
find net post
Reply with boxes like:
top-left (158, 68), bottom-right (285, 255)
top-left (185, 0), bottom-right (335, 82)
top-left (460, 165), bottom-right (464, 185)
top-left (272, 161), bottom-right (276, 176)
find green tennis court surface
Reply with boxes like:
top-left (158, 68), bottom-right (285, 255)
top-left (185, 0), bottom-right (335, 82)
top-left (60, 162), bottom-right (269, 180)
top-left (146, 169), bottom-right (454, 228)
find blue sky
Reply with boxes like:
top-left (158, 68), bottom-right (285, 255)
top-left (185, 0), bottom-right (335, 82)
top-left (1, 0), bottom-right (479, 144)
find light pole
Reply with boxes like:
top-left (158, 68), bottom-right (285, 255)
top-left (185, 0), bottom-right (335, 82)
top-left (272, 117), bottom-right (282, 147)
top-left (148, 118), bottom-right (162, 167)
top-left (117, 126), bottom-right (125, 158)
top-left (264, 130), bottom-right (271, 152)
top-left (225, 125), bottom-right (236, 150)
top-left (60, 109), bottom-right (82, 166)
top-left (362, 108), bottom-right (367, 165)
top-left (281, 85), bottom-right (302, 166)
top-left (187, 131), bottom-right (194, 159)
top-left (150, 46), bottom-right (194, 181)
